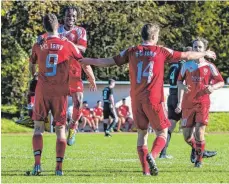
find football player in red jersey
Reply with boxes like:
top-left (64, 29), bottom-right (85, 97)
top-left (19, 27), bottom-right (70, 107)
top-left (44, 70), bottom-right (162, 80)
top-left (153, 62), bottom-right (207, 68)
top-left (37, 6), bottom-right (97, 146)
top-left (160, 46), bottom-right (217, 160)
top-left (117, 98), bottom-right (133, 132)
top-left (79, 23), bottom-right (216, 176)
top-left (92, 100), bottom-right (104, 132)
top-left (29, 13), bottom-right (83, 176)
top-left (175, 37), bottom-right (224, 168)
top-left (79, 101), bottom-right (95, 132)
top-left (59, 6), bottom-right (96, 145)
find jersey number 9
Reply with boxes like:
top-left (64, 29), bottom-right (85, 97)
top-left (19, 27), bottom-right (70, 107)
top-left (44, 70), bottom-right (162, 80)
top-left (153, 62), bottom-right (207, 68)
top-left (45, 54), bottom-right (58, 76)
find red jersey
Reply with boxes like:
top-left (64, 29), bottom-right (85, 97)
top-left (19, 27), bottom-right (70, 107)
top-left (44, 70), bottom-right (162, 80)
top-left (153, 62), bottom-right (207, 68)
top-left (178, 60), bottom-right (224, 108)
top-left (118, 105), bottom-right (129, 117)
top-left (38, 24), bottom-right (87, 84)
top-left (58, 25), bottom-right (87, 93)
top-left (113, 44), bottom-right (182, 104)
top-left (58, 24), bottom-right (87, 49)
top-left (30, 36), bottom-right (82, 96)
top-left (93, 106), bottom-right (103, 117)
top-left (81, 107), bottom-right (91, 118)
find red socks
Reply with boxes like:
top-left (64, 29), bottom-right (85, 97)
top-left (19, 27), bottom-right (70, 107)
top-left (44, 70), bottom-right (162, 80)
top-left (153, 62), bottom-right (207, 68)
top-left (137, 145), bottom-right (149, 174)
top-left (186, 138), bottom-right (196, 149)
top-left (56, 139), bottom-right (67, 171)
top-left (32, 134), bottom-right (43, 165)
top-left (151, 136), bottom-right (166, 159)
top-left (196, 141), bottom-right (205, 162)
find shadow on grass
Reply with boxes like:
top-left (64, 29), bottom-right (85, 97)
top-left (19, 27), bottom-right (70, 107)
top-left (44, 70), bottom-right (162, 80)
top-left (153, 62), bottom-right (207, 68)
top-left (2, 168), bottom-right (229, 177)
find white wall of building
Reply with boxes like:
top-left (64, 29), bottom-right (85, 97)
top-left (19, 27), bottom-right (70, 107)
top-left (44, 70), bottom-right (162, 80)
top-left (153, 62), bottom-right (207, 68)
top-left (81, 81), bottom-right (229, 112)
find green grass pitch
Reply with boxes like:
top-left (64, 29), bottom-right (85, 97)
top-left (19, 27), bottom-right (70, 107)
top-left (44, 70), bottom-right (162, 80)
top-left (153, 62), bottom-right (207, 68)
top-left (1, 133), bottom-right (229, 183)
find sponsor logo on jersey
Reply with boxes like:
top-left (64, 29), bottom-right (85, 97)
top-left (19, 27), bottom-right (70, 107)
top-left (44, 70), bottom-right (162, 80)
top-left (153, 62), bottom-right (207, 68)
top-left (203, 68), bottom-right (208, 75)
top-left (191, 76), bottom-right (204, 82)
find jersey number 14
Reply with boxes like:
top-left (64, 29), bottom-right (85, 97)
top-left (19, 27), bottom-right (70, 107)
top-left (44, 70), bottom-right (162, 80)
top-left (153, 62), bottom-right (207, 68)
top-left (137, 61), bottom-right (154, 83)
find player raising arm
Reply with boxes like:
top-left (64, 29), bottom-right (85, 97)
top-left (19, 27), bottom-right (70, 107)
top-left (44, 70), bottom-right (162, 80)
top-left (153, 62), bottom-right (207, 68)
top-left (175, 37), bottom-right (224, 167)
top-left (79, 23), bottom-right (216, 176)
top-left (29, 13), bottom-right (84, 176)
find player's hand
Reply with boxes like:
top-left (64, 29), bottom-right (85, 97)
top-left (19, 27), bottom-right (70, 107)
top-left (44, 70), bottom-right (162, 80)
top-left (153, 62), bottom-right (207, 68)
top-left (205, 50), bottom-right (216, 60)
top-left (180, 84), bottom-right (191, 93)
top-left (205, 85), bottom-right (214, 94)
top-left (88, 79), bottom-right (97, 92)
top-left (175, 103), bottom-right (182, 114)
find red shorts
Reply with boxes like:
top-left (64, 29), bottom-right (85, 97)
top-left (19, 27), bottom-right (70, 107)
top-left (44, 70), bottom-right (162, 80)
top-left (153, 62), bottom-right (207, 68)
top-left (32, 93), bottom-right (68, 126)
top-left (181, 103), bottom-right (210, 128)
top-left (132, 100), bottom-right (170, 131)
top-left (69, 79), bottom-right (84, 94)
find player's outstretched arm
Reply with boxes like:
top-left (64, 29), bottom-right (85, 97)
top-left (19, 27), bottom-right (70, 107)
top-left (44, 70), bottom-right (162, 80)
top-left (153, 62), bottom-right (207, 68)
top-left (79, 58), bottom-right (116, 67)
top-left (81, 64), bottom-right (97, 91)
top-left (180, 50), bottom-right (216, 61)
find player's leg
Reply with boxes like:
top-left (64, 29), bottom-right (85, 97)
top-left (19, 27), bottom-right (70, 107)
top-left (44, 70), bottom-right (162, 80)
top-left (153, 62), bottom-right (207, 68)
top-left (143, 102), bottom-right (171, 176)
top-left (116, 117), bottom-right (122, 132)
top-left (32, 121), bottom-right (45, 175)
top-left (103, 104), bottom-right (110, 135)
top-left (88, 118), bottom-right (95, 132)
top-left (55, 125), bottom-right (66, 175)
top-left (126, 117), bottom-right (133, 132)
top-left (94, 117), bottom-right (99, 132)
top-left (160, 94), bottom-right (181, 158)
top-left (194, 123), bottom-right (206, 167)
top-left (80, 117), bottom-right (87, 132)
top-left (181, 108), bottom-right (197, 163)
top-left (194, 103), bottom-right (210, 167)
top-left (51, 95), bottom-right (68, 175)
top-left (132, 101), bottom-right (150, 175)
top-left (67, 91), bottom-right (83, 145)
top-left (30, 93), bottom-right (48, 175)
top-left (106, 107), bottom-right (119, 134)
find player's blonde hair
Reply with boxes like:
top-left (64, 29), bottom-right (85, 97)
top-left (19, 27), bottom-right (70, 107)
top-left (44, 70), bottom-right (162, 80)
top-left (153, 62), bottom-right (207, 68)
top-left (192, 37), bottom-right (209, 50)
top-left (141, 23), bottom-right (160, 41)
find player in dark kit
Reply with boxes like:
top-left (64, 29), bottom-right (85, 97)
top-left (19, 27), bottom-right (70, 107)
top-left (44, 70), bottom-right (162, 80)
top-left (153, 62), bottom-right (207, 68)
top-left (159, 47), bottom-right (217, 161)
top-left (102, 79), bottom-right (119, 137)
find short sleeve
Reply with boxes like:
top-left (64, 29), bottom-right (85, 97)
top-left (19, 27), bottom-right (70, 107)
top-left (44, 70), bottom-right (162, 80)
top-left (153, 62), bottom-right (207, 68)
top-left (113, 49), bottom-right (129, 66)
top-left (161, 47), bottom-right (182, 62)
top-left (76, 27), bottom-right (87, 49)
top-left (209, 63), bottom-right (224, 83)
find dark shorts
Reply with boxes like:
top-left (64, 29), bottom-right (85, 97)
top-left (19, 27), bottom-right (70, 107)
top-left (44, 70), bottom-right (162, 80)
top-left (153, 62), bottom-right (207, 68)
top-left (103, 103), bottom-right (115, 119)
top-left (167, 94), bottom-right (182, 121)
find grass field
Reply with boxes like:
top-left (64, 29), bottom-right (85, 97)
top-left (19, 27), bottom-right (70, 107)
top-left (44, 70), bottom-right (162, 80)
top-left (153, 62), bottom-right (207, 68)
top-left (1, 133), bottom-right (229, 183)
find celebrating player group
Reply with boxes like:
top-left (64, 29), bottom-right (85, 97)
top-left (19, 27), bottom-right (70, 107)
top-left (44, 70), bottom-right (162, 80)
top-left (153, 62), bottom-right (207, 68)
top-left (29, 5), bottom-right (224, 176)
